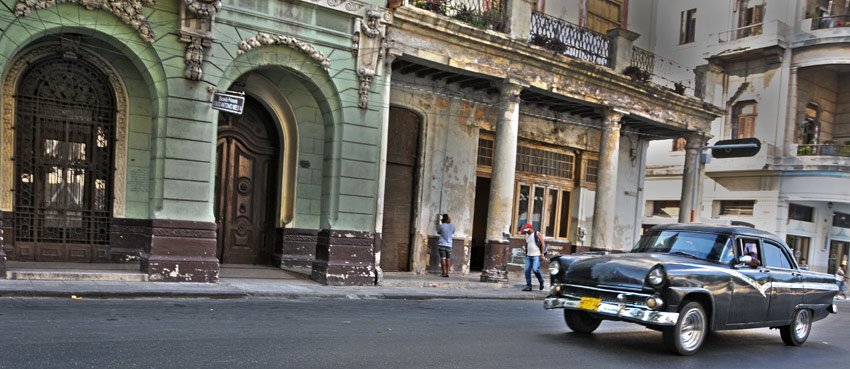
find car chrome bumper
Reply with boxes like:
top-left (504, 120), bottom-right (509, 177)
top-left (544, 296), bottom-right (679, 326)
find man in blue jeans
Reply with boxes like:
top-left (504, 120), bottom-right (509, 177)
top-left (521, 224), bottom-right (546, 291)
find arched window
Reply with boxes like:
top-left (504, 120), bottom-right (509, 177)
top-left (731, 101), bottom-right (757, 139)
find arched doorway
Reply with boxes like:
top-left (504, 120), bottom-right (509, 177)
top-left (13, 54), bottom-right (116, 262)
top-left (215, 96), bottom-right (279, 264)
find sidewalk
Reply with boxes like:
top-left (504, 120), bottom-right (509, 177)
top-left (0, 263), bottom-right (545, 301)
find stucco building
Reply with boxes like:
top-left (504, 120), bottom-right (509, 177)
top-left (0, 0), bottom-right (722, 285)
top-left (642, 0), bottom-right (850, 275)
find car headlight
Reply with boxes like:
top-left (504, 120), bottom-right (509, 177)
top-left (646, 296), bottom-right (664, 310)
top-left (647, 265), bottom-right (667, 288)
top-left (549, 259), bottom-right (560, 275)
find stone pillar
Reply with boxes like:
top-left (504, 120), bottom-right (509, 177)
top-left (505, 0), bottom-right (535, 40)
top-left (678, 133), bottom-right (706, 223)
top-left (141, 220), bottom-right (219, 283)
top-left (783, 66), bottom-right (799, 157)
top-left (311, 230), bottom-right (375, 286)
top-left (590, 109), bottom-right (624, 250)
top-left (694, 64), bottom-right (723, 103)
top-left (480, 78), bottom-right (526, 283)
top-left (606, 28), bottom-right (640, 73)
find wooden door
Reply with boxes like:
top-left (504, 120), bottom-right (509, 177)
top-left (215, 97), bottom-right (278, 264)
top-left (381, 107), bottom-right (421, 272)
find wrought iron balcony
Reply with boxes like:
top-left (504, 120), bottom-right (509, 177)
top-left (409, 0), bottom-right (505, 31)
top-left (797, 144), bottom-right (850, 157)
top-left (528, 10), bottom-right (610, 67)
top-left (627, 47), bottom-right (696, 96)
top-left (811, 15), bottom-right (850, 30)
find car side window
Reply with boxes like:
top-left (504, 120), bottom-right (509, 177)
top-left (738, 238), bottom-right (761, 262)
top-left (762, 241), bottom-right (790, 269)
top-left (764, 241), bottom-right (793, 269)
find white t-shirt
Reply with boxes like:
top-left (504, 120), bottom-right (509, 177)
top-left (837, 269), bottom-right (845, 282)
top-left (525, 231), bottom-right (542, 257)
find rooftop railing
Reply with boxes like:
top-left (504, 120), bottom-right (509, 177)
top-left (528, 10), bottom-right (610, 67)
top-left (410, 0), bottom-right (505, 31)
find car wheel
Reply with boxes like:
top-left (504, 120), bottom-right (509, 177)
top-left (662, 301), bottom-right (707, 356)
top-left (779, 309), bottom-right (811, 346)
top-left (564, 310), bottom-right (602, 334)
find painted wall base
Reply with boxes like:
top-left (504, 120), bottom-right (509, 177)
top-left (0, 218), bottom-right (6, 279)
top-left (141, 220), bottom-right (219, 283)
top-left (311, 229), bottom-right (375, 286)
top-left (280, 227), bottom-right (318, 268)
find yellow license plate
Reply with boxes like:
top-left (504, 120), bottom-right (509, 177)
top-left (578, 297), bottom-right (602, 311)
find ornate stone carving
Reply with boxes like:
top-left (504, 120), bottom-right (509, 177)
top-left (183, 36), bottom-right (205, 80)
top-left (238, 33), bottom-right (331, 72)
top-left (179, 0), bottom-right (220, 81)
top-left (352, 7), bottom-right (390, 108)
top-left (14, 0), bottom-right (157, 43)
top-left (308, 0), bottom-right (366, 14)
top-left (2, 44), bottom-right (129, 216)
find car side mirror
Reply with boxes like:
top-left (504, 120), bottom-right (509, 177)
top-left (738, 255), bottom-right (753, 265)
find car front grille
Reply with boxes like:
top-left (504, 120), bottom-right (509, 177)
top-left (558, 284), bottom-right (650, 307)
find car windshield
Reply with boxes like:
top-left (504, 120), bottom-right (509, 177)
top-left (632, 231), bottom-right (733, 262)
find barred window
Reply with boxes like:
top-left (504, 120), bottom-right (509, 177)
top-left (477, 138), bottom-right (494, 167)
top-left (719, 200), bottom-right (755, 216)
top-left (516, 146), bottom-right (574, 179)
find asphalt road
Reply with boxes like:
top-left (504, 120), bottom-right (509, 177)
top-left (0, 298), bottom-right (847, 368)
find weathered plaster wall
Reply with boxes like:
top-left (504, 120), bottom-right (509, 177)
top-left (612, 135), bottom-right (648, 250)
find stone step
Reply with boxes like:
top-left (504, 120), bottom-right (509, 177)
top-left (6, 270), bottom-right (149, 282)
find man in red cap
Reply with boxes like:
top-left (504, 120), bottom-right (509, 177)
top-left (521, 223), bottom-right (546, 291)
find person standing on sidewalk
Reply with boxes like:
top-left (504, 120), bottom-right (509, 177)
top-left (437, 213), bottom-right (455, 277)
top-left (521, 224), bottom-right (546, 291)
top-left (837, 266), bottom-right (847, 300)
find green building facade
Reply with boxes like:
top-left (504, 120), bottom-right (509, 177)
top-left (0, 0), bottom-right (391, 284)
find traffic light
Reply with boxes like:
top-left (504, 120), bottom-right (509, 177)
top-left (711, 138), bottom-right (761, 159)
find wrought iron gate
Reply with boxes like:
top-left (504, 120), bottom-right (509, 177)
top-left (13, 55), bottom-right (116, 262)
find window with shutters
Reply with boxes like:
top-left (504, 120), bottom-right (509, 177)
top-left (719, 200), bottom-right (755, 216)
top-left (586, 0), bottom-right (623, 34)
top-left (735, 1), bottom-right (764, 38)
top-left (731, 101), bottom-right (757, 139)
top-left (680, 9), bottom-right (697, 44)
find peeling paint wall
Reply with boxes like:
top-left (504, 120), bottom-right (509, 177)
top-left (391, 73), bottom-right (606, 273)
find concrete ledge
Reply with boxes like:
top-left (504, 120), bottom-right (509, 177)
top-left (7, 270), bottom-right (149, 282)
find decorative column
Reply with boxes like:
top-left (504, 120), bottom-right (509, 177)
top-left (374, 50), bottom-right (400, 284)
top-left (590, 109), bottom-right (624, 251)
top-left (480, 78), bottom-right (526, 283)
top-left (678, 132), bottom-right (706, 223)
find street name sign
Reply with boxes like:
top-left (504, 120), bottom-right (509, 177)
top-left (212, 92), bottom-right (245, 115)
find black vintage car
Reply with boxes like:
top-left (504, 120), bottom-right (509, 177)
top-left (544, 224), bottom-right (839, 355)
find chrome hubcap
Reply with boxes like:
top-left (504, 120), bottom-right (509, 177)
top-left (794, 309), bottom-right (811, 340)
top-left (680, 308), bottom-right (705, 351)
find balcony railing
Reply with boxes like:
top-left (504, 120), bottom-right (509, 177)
top-left (718, 23), bottom-right (764, 42)
top-left (627, 47), bottom-right (695, 95)
top-left (811, 15), bottom-right (850, 30)
top-left (528, 11), bottom-right (610, 67)
top-left (410, 0), bottom-right (505, 31)
top-left (797, 144), bottom-right (850, 157)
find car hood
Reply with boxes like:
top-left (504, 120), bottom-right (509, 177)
top-left (561, 253), bottom-right (673, 290)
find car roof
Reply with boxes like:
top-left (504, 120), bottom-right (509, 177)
top-left (649, 223), bottom-right (782, 242)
